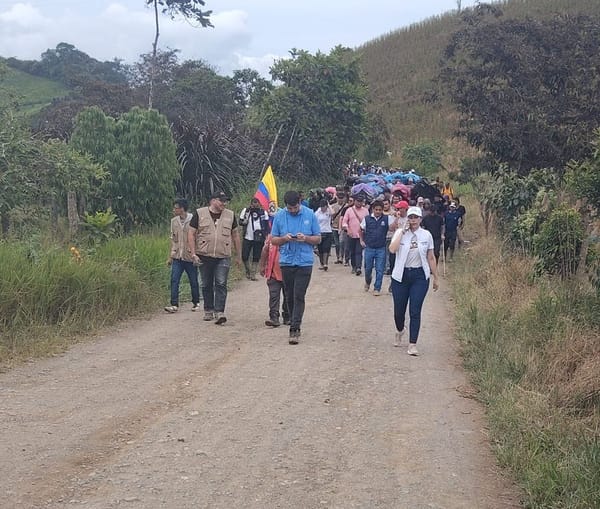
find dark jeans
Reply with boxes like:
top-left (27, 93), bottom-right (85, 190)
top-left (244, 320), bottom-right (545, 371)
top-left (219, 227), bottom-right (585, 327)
top-left (364, 246), bottom-right (386, 291)
top-left (281, 265), bottom-right (313, 330)
top-left (267, 278), bottom-right (289, 322)
top-left (348, 237), bottom-right (363, 271)
top-left (332, 230), bottom-right (341, 259)
top-left (318, 232), bottom-right (333, 255)
top-left (241, 239), bottom-right (264, 263)
top-left (432, 237), bottom-right (442, 263)
top-left (170, 259), bottom-right (200, 306)
top-left (198, 256), bottom-right (230, 312)
top-left (340, 231), bottom-right (351, 263)
top-left (444, 231), bottom-right (457, 258)
top-left (391, 267), bottom-right (430, 344)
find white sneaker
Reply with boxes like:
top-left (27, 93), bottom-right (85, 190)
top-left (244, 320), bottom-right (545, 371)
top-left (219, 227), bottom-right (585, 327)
top-left (394, 329), bottom-right (404, 347)
top-left (191, 303), bottom-right (200, 312)
top-left (373, 290), bottom-right (381, 296)
top-left (407, 344), bottom-right (419, 356)
top-left (164, 305), bottom-right (178, 313)
top-left (364, 283), bottom-right (370, 292)
top-left (214, 312), bottom-right (227, 325)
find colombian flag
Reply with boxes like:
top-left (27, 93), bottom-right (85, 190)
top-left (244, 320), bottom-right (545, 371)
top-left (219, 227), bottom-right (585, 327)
top-left (254, 165), bottom-right (278, 216)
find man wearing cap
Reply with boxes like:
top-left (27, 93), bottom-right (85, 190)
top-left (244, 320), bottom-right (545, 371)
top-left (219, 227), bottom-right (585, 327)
top-left (271, 190), bottom-right (321, 344)
top-left (187, 191), bottom-right (241, 325)
top-left (443, 201), bottom-right (462, 261)
top-left (359, 200), bottom-right (396, 296)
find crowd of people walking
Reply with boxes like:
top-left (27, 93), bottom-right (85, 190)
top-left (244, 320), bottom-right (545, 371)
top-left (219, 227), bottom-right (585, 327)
top-left (164, 173), bottom-right (465, 355)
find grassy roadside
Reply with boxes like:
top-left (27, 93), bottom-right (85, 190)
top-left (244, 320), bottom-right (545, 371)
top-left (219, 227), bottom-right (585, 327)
top-left (0, 233), bottom-right (245, 368)
top-left (0, 179), bottom-right (318, 368)
top-left (449, 197), bottom-right (600, 508)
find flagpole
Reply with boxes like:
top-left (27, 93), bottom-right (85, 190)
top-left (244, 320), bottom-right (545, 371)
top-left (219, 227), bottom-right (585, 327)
top-left (261, 124), bottom-right (283, 179)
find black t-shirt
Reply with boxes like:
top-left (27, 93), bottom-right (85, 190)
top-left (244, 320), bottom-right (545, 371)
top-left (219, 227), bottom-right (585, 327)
top-left (421, 214), bottom-right (444, 240)
top-left (189, 209), bottom-right (238, 230)
top-left (457, 205), bottom-right (466, 218)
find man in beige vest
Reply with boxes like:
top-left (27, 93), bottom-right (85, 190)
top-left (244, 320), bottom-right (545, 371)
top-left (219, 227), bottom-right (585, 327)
top-left (164, 198), bottom-right (200, 313)
top-left (187, 191), bottom-right (241, 325)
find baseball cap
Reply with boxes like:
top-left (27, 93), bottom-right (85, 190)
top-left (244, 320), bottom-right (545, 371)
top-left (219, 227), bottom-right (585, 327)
top-left (449, 201), bottom-right (457, 208)
top-left (209, 191), bottom-right (229, 202)
top-left (393, 200), bottom-right (409, 209)
top-left (407, 206), bottom-right (423, 217)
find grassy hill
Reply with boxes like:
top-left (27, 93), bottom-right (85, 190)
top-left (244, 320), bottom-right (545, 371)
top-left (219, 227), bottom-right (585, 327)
top-left (0, 65), bottom-right (69, 116)
top-left (359, 0), bottom-right (600, 154)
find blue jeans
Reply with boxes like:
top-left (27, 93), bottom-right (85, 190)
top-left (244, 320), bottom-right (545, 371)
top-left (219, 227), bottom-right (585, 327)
top-left (364, 246), bottom-right (386, 291)
top-left (391, 268), bottom-right (430, 343)
top-left (198, 256), bottom-right (230, 313)
top-left (170, 259), bottom-right (200, 306)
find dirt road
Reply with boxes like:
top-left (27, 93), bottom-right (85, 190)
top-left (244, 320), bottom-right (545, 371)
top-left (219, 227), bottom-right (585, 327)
top-left (0, 264), bottom-right (520, 509)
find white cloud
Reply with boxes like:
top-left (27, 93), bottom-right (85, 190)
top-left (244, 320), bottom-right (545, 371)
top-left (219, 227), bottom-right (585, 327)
top-left (233, 52), bottom-right (281, 77)
top-left (0, 2), bottom-right (257, 73)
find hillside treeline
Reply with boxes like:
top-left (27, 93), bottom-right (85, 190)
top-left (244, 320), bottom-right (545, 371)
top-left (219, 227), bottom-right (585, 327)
top-left (1, 43), bottom-right (380, 236)
top-left (360, 0), bottom-right (600, 151)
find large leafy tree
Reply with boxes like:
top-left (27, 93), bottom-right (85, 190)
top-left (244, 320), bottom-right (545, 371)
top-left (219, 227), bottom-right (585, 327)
top-left (439, 6), bottom-right (600, 174)
top-left (251, 46), bottom-right (368, 179)
top-left (72, 106), bottom-right (178, 228)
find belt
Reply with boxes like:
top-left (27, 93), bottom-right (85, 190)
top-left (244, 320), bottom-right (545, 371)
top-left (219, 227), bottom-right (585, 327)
top-left (404, 266), bottom-right (424, 271)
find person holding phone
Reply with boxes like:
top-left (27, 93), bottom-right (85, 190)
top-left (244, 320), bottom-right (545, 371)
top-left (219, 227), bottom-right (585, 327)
top-left (270, 191), bottom-right (321, 344)
top-left (388, 206), bottom-right (439, 356)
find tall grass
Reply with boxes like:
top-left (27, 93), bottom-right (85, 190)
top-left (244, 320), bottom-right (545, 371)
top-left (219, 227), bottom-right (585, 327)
top-left (451, 197), bottom-right (600, 508)
top-left (0, 234), bottom-right (170, 365)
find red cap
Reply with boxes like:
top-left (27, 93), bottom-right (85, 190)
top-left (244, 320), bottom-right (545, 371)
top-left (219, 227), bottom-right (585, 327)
top-left (394, 200), bottom-right (409, 209)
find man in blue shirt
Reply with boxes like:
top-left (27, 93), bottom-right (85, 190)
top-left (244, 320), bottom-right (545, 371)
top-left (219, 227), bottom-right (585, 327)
top-left (271, 191), bottom-right (321, 344)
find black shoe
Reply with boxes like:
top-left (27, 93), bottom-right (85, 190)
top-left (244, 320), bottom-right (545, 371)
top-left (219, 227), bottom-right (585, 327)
top-left (265, 319), bottom-right (281, 327)
top-left (356, 270), bottom-right (362, 276)
top-left (283, 318), bottom-right (290, 325)
top-left (288, 328), bottom-right (300, 345)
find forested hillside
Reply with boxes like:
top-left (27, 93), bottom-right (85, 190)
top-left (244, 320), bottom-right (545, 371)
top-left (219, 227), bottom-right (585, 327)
top-left (359, 0), bottom-right (600, 151)
top-left (0, 64), bottom-right (69, 115)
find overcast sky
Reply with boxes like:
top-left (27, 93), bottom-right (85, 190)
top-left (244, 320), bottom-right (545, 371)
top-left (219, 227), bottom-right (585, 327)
top-left (0, 0), bottom-right (479, 76)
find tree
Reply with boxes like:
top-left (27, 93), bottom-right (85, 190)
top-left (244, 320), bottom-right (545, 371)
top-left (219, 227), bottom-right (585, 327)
top-left (250, 46), bottom-right (368, 179)
top-left (232, 68), bottom-right (273, 109)
top-left (146, 0), bottom-right (213, 108)
top-left (72, 106), bottom-right (178, 228)
top-left (439, 8), bottom-right (600, 173)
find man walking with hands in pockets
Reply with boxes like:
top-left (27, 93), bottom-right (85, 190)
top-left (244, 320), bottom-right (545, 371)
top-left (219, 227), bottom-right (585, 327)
top-left (270, 190), bottom-right (321, 344)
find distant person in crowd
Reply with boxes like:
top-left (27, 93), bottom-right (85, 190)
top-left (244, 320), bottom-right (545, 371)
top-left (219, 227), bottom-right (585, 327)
top-left (271, 190), bottom-right (321, 344)
top-left (164, 198), bottom-right (200, 313)
top-left (359, 200), bottom-right (396, 296)
top-left (239, 198), bottom-right (269, 281)
top-left (442, 182), bottom-right (454, 200)
top-left (388, 200), bottom-right (409, 286)
top-left (188, 191), bottom-right (241, 325)
top-left (382, 198), bottom-right (394, 274)
top-left (422, 198), bottom-right (432, 217)
top-left (341, 195), bottom-right (369, 276)
top-left (298, 191), bottom-right (309, 207)
top-left (259, 233), bottom-right (289, 328)
top-left (443, 201), bottom-right (462, 261)
top-left (331, 192), bottom-right (346, 264)
top-left (339, 196), bottom-right (354, 266)
top-left (389, 206), bottom-right (439, 356)
top-left (421, 204), bottom-right (444, 264)
top-left (315, 199), bottom-right (334, 271)
top-left (454, 196), bottom-right (467, 247)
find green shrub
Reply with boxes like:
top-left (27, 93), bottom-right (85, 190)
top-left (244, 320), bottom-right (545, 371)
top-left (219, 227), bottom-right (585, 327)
top-left (534, 208), bottom-right (584, 278)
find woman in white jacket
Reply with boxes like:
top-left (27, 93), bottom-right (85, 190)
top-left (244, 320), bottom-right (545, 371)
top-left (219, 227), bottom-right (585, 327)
top-left (388, 206), bottom-right (439, 356)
